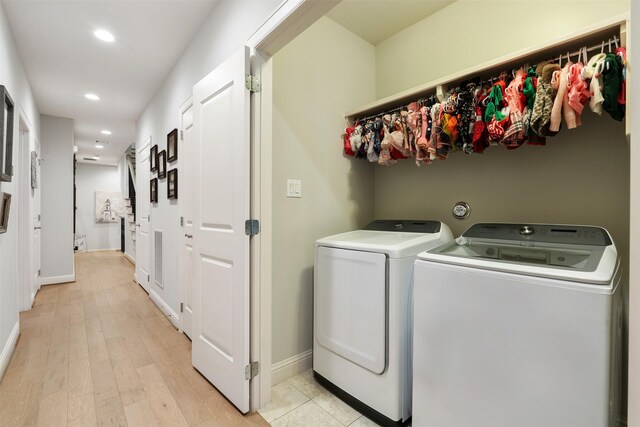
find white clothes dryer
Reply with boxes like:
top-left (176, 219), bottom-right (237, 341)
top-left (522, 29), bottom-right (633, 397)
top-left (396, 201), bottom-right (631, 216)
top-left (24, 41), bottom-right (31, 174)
top-left (313, 220), bottom-right (453, 427)
top-left (413, 223), bottom-right (623, 427)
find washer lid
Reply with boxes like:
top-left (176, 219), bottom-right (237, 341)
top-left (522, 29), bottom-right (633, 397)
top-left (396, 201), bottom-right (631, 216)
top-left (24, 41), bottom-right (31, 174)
top-left (418, 223), bottom-right (618, 285)
top-left (316, 220), bottom-right (453, 258)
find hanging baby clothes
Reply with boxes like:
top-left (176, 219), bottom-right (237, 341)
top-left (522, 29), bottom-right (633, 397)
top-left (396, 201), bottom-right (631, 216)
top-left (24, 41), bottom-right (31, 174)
top-left (602, 53), bottom-right (625, 121)
top-left (343, 126), bottom-right (355, 156)
top-left (378, 114), bottom-right (396, 166)
top-left (502, 69), bottom-right (527, 149)
top-left (584, 52), bottom-right (606, 114)
top-left (415, 106), bottom-right (432, 165)
top-left (567, 61), bottom-right (590, 128)
top-left (484, 80), bottom-right (510, 142)
top-left (522, 66), bottom-right (545, 145)
top-left (530, 62), bottom-right (559, 137)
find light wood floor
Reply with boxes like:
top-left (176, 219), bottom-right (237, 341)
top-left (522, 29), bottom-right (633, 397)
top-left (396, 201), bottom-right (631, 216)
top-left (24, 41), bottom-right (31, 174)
top-left (0, 251), bottom-right (269, 427)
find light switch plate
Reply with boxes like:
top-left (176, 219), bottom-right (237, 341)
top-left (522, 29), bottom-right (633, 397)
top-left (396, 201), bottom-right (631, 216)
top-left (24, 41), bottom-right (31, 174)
top-left (287, 179), bottom-right (301, 198)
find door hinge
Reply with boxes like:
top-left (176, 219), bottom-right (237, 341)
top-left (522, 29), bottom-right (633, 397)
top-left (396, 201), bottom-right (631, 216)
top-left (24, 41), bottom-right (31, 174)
top-left (180, 216), bottom-right (184, 227)
top-left (147, 274), bottom-right (150, 282)
top-left (180, 130), bottom-right (183, 141)
top-left (180, 302), bottom-right (184, 313)
top-left (245, 361), bottom-right (259, 380)
top-left (245, 219), bottom-right (260, 236)
top-left (37, 269), bottom-right (41, 277)
top-left (245, 75), bottom-right (261, 93)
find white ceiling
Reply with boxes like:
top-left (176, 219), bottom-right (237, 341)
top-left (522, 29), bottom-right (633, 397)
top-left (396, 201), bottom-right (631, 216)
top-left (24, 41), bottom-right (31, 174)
top-left (2, 0), bottom-right (218, 165)
top-left (326, 0), bottom-right (455, 46)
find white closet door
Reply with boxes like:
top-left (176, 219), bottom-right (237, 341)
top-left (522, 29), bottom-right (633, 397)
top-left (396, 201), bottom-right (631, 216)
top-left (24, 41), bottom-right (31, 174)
top-left (180, 99), bottom-right (194, 339)
top-left (191, 46), bottom-right (251, 413)
top-left (136, 139), bottom-right (151, 292)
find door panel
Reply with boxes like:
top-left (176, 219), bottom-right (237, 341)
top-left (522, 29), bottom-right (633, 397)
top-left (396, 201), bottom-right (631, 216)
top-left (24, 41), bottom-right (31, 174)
top-left (136, 140), bottom-right (151, 291)
top-left (181, 100), bottom-right (194, 338)
top-left (192, 46), bottom-right (250, 413)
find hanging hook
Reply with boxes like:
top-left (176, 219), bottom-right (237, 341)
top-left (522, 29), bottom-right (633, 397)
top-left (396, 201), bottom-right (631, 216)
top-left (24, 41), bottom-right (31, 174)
top-left (601, 40), bottom-right (605, 54)
top-left (614, 36), bottom-right (619, 50)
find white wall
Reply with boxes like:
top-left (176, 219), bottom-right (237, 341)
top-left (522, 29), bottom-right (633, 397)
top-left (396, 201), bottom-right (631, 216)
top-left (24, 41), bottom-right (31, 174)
top-left (76, 163), bottom-right (121, 251)
top-left (0, 1), bottom-right (40, 378)
top-left (135, 0), bottom-right (281, 317)
top-left (40, 114), bottom-right (74, 282)
top-left (271, 17), bottom-right (376, 365)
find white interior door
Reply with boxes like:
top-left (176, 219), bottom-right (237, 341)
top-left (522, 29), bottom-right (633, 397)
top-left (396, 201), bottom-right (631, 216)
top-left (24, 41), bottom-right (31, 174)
top-left (180, 98), bottom-right (194, 339)
top-left (136, 139), bottom-right (151, 292)
top-left (192, 46), bottom-right (251, 413)
top-left (32, 139), bottom-right (41, 295)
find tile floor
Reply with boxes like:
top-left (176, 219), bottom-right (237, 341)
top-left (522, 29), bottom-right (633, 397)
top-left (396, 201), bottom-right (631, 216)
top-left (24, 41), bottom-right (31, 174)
top-left (258, 370), bottom-right (381, 427)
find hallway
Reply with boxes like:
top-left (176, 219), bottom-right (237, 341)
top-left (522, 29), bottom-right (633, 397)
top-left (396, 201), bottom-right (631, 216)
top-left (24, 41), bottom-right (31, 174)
top-left (0, 251), bottom-right (269, 427)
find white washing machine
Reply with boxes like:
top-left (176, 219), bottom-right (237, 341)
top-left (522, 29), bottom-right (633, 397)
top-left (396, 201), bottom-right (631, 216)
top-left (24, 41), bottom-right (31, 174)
top-left (413, 223), bottom-right (623, 427)
top-left (314, 220), bottom-right (453, 426)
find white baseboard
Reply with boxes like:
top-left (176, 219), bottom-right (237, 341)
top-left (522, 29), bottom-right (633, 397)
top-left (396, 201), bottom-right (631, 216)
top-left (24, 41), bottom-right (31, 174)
top-left (123, 253), bottom-right (135, 265)
top-left (271, 349), bottom-right (313, 385)
top-left (0, 322), bottom-right (20, 382)
top-left (149, 289), bottom-right (180, 329)
top-left (40, 273), bottom-right (75, 286)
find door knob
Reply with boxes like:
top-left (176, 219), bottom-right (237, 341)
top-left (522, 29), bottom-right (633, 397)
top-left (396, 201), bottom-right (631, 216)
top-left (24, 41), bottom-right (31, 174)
top-left (34, 226), bottom-right (41, 230)
top-left (185, 234), bottom-right (193, 239)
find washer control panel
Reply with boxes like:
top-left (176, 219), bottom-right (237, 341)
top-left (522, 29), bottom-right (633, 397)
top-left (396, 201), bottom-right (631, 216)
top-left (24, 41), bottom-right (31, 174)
top-left (462, 223), bottom-right (612, 246)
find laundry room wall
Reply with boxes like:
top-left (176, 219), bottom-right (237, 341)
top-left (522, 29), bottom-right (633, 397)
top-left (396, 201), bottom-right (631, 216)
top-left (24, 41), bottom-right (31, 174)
top-left (271, 16), bottom-right (376, 375)
top-left (75, 163), bottom-right (121, 252)
top-left (0, 0), bottom-right (40, 379)
top-left (40, 114), bottom-right (75, 284)
top-left (368, 0), bottom-right (630, 419)
top-left (135, 0), bottom-right (281, 320)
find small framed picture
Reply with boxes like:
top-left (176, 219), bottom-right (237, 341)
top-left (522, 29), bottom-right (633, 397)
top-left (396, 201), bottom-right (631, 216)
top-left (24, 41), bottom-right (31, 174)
top-left (167, 168), bottom-right (178, 199)
top-left (0, 192), bottom-right (11, 233)
top-left (150, 145), bottom-right (158, 172)
top-left (150, 178), bottom-right (158, 203)
top-left (167, 128), bottom-right (178, 162)
top-left (157, 150), bottom-right (167, 178)
top-left (1, 86), bottom-right (15, 182)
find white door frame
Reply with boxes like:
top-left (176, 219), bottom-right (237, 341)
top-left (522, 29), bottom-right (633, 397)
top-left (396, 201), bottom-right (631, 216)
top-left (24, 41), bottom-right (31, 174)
top-left (17, 107), bottom-right (35, 312)
top-left (178, 95), bottom-right (193, 338)
top-left (245, 0), bottom-right (340, 411)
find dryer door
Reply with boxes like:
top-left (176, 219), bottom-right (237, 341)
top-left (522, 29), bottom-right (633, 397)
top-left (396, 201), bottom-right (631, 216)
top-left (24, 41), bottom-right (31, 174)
top-left (315, 246), bottom-right (387, 374)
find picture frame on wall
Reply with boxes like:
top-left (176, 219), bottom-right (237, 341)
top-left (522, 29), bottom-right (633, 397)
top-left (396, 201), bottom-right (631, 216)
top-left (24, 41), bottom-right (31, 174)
top-left (1, 85), bottom-right (15, 182)
top-left (0, 192), bottom-right (12, 234)
top-left (167, 168), bottom-right (178, 199)
top-left (157, 150), bottom-right (167, 178)
top-left (167, 128), bottom-right (178, 162)
top-left (150, 144), bottom-right (158, 172)
top-left (150, 178), bottom-right (158, 203)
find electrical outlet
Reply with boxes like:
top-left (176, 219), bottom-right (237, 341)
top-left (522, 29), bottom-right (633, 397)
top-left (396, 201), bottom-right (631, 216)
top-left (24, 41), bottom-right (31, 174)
top-left (287, 179), bottom-right (301, 198)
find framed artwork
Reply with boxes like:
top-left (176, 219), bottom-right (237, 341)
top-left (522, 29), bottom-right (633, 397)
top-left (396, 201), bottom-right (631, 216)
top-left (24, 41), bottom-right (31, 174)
top-left (150, 178), bottom-right (158, 203)
top-left (150, 144), bottom-right (158, 172)
top-left (157, 150), bottom-right (167, 178)
top-left (95, 191), bottom-right (124, 223)
top-left (31, 151), bottom-right (38, 189)
top-left (167, 168), bottom-right (178, 199)
top-left (1, 86), bottom-right (15, 182)
top-left (167, 128), bottom-right (178, 162)
top-left (0, 192), bottom-right (11, 234)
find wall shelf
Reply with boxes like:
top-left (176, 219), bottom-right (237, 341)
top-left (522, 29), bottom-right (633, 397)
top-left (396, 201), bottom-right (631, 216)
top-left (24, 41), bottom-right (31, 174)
top-left (346, 14), bottom-right (629, 136)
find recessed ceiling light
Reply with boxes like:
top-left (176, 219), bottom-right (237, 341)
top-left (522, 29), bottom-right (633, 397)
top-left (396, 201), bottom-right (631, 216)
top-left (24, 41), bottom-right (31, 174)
top-left (96, 144), bottom-right (104, 149)
top-left (85, 93), bottom-right (100, 101)
top-left (94, 29), bottom-right (115, 43)
top-left (101, 130), bottom-right (112, 135)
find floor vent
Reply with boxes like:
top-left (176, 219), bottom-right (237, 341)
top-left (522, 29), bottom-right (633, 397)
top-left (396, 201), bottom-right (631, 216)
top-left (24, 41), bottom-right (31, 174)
top-left (155, 230), bottom-right (163, 288)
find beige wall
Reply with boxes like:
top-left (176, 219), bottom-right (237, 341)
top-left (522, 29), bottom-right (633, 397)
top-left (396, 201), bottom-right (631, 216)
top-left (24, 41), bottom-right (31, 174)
top-left (272, 17), bottom-right (376, 364)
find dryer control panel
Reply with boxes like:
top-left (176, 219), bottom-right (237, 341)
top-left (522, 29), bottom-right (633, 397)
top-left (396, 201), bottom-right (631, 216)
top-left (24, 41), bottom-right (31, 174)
top-left (462, 223), bottom-right (612, 246)
top-left (364, 220), bottom-right (441, 233)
